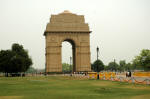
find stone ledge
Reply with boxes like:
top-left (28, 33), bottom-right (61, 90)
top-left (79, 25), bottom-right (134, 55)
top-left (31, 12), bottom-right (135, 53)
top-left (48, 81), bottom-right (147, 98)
top-left (44, 31), bottom-right (92, 35)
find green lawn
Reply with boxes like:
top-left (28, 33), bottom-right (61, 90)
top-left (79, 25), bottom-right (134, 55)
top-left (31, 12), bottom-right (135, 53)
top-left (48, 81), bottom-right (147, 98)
top-left (0, 76), bottom-right (150, 99)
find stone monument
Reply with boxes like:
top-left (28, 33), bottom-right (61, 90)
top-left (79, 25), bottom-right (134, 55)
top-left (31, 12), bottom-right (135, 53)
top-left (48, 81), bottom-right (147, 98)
top-left (44, 10), bottom-right (91, 73)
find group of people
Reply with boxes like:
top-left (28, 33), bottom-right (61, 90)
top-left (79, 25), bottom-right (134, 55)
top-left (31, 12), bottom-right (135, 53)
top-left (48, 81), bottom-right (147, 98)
top-left (126, 71), bottom-right (132, 77)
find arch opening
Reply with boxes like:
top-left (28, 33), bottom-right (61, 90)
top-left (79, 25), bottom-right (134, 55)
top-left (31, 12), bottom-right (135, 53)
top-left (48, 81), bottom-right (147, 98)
top-left (61, 39), bottom-right (76, 73)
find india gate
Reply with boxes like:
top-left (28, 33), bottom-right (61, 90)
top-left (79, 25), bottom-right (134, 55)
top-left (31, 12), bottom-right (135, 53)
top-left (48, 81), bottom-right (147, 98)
top-left (44, 10), bottom-right (91, 73)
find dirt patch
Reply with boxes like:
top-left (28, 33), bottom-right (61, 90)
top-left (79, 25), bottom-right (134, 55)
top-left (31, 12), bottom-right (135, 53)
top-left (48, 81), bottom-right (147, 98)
top-left (131, 94), bottom-right (150, 99)
top-left (0, 96), bottom-right (23, 99)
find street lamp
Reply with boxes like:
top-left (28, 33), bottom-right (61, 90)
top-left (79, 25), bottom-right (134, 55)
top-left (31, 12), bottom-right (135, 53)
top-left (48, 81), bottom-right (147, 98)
top-left (97, 46), bottom-right (99, 61)
top-left (70, 56), bottom-right (72, 75)
top-left (96, 46), bottom-right (100, 79)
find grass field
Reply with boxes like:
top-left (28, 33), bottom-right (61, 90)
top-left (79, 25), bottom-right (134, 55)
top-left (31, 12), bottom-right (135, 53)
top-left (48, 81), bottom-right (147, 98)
top-left (0, 76), bottom-right (150, 99)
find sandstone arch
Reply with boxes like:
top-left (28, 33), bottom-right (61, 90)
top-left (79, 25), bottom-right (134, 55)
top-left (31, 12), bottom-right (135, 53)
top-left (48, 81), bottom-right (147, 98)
top-left (44, 11), bottom-right (91, 73)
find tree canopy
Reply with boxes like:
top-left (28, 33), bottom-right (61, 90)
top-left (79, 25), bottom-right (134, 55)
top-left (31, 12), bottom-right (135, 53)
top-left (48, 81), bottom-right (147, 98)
top-left (62, 63), bottom-right (72, 73)
top-left (0, 43), bottom-right (32, 75)
top-left (132, 49), bottom-right (150, 70)
top-left (92, 59), bottom-right (104, 72)
top-left (107, 61), bottom-right (119, 71)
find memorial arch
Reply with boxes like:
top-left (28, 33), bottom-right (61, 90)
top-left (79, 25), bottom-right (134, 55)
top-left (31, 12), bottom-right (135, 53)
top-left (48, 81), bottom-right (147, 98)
top-left (44, 10), bottom-right (91, 73)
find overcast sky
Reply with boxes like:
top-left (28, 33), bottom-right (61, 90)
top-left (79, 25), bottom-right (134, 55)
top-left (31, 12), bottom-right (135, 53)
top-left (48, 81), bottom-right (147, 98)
top-left (0, 0), bottom-right (150, 69)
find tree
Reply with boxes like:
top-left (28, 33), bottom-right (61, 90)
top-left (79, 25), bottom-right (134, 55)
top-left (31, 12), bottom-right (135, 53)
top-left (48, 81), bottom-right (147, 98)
top-left (104, 65), bottom-right (109, 71)
top-left (125, 63), bottom-right (132, 71)
top-left (26, 67), bottom-right (37, 73)
top-left (107, 61), bottom-right (119, 71)
top-left (0, 43), bottom-right (32, 76)
top-left (62, 63), bottom-right (72, 73)
top-left (132, 49), bottom-right (150, 70)
top-left (119, 60), bottom-right (127, 71)
top-left (11, 43), bottom-right (32, 72)
top-left (0, 50), bottom-right (15, 75)
top-left (92, 59), bottom-right (104, 72)
top-left (119, 60), bottom-right (126, 67)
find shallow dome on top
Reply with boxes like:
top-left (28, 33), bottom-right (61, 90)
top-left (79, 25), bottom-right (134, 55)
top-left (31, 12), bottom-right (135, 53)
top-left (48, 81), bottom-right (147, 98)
top-left (61, 10), bottom-right (72, 14)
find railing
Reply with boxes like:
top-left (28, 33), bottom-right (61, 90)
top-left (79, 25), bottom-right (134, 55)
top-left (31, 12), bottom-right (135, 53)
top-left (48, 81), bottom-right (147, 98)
top-left (100, 76), bottom-right (150, 85)
top-left (88, 72), bottom-right (150, 85)
top-left (133, 72), bottom-right (150, 77)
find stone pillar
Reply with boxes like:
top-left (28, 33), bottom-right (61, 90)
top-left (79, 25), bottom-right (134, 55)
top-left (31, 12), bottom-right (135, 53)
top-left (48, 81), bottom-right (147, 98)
top-left (75, 33), bottom-right (91, 72)
top-left (45, 34), bottom-right (62, 73)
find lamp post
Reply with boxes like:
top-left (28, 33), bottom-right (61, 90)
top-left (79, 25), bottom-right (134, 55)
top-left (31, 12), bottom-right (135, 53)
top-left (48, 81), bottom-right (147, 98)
top-left (70, 56), bottom-right (72, 76)
top-left (114, 59), bottom-right (116, 72)
top-left (97, 46), bottom-right (99, 61)
top-left (96, 46), bottom-right (99, 79)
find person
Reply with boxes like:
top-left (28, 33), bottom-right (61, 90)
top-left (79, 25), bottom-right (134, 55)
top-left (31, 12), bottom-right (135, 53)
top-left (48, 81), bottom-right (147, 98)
top-left (126, 72), bottom-right (127, 77)
top-left (129, 71), bottom-right (132, 77)
top-left (126, 71), bottom-right (129, 77)
top-left (97, 72), bottom-right (99, 79)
